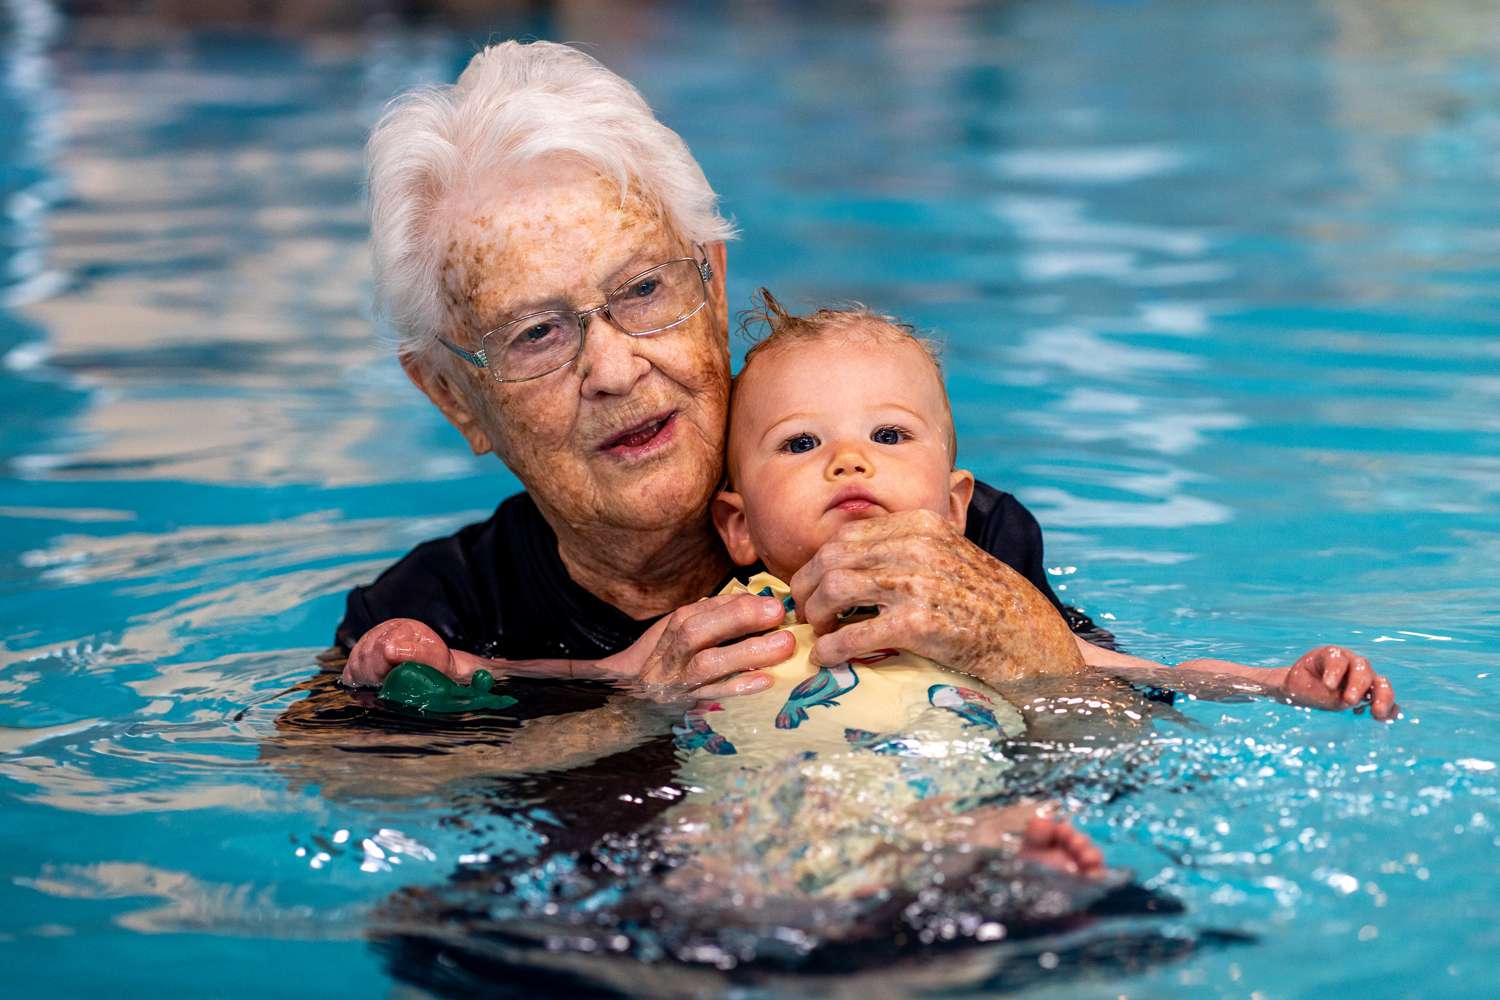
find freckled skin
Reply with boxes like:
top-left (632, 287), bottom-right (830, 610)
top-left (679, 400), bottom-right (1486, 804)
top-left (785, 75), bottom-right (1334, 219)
top-left (409, 159), bottom-right (733, 618)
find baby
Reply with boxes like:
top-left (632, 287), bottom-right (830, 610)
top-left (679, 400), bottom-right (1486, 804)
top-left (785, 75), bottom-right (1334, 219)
top-left (662, 292), bottom-right (1109, 889)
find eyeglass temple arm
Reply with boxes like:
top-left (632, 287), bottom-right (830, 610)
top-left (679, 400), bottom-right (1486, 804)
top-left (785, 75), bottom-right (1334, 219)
top-left (436, 337), bottom-right (488, 370)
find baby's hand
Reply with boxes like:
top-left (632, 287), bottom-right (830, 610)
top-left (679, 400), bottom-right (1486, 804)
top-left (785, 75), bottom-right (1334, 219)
top-left (342, 618), bottom-right (458, 689)
top-left (1279, 645), bottom-right (1397, 720)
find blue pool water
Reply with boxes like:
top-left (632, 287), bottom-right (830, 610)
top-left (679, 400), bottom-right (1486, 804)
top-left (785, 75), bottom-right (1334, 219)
top-left (2, 1), bottom-right (1498, 995)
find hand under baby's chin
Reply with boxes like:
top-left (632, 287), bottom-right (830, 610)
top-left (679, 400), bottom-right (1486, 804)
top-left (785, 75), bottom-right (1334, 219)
top-left (759, 509), bottom-right (905, 582)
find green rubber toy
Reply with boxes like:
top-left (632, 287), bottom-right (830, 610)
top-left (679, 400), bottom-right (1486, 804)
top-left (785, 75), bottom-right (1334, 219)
top-left (377, 661), bottom-right (518, 715)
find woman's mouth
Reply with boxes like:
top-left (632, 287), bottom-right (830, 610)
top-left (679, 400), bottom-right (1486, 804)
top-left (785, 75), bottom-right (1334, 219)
top-left (599, 411), bottom-right (678, 458)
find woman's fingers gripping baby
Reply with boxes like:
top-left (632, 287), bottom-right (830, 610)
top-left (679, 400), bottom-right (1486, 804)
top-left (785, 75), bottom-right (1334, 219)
top-left (600, 593), bottom-right (795, 703)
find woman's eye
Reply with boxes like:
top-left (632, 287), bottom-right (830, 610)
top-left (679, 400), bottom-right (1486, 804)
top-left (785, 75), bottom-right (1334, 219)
top-left (781, 433), bottom-right (819, 454)
top-left (509, 318), bottom-right (563, 349)
top-left (871, 426), bottom-right (907, 445)
top-left (625, 277), bottom-right (661, 300)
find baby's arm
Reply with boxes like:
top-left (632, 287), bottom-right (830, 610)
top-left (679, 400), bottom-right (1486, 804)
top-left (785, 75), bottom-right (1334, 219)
top-left (339, 617), bottom-right (604, 687)
top-left (341, 603), bottom-right (785, 702)
top-left (1079, 637), bottom-right (1398, 720)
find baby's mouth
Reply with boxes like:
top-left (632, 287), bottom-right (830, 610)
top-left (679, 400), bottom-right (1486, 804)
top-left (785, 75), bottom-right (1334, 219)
top-left (825, 487), bottom-right (882, 514)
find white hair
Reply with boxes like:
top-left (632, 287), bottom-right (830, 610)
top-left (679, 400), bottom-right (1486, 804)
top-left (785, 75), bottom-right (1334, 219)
top-left (366, 40), bottom-right (736, 363)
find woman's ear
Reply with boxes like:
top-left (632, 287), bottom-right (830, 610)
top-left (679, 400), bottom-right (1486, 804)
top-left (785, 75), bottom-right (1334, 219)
top-left (946, 468), bottom-right (976, 531)
top-left (401, 353), bottom-right (493, 455)
top-left (711, 490), bottom-right (759, 566)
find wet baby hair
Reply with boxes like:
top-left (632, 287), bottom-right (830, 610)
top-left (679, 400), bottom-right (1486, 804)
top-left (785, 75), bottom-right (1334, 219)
top-left (732, 287), bottom-right (957, 464)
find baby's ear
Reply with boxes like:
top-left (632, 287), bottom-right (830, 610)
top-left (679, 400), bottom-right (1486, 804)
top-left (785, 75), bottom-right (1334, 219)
top-left (711, 491), bottom-right (759, 566)
top-left (946, 469), bottom-right (976, 531)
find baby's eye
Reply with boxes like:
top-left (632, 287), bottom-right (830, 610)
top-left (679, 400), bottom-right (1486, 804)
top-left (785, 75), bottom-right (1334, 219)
top-left (871, 426), bottom-right (909, 445)
top-left (780, 432), bottom-right (820, 454)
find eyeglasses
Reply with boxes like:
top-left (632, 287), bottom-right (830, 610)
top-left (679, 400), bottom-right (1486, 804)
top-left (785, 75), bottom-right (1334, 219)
top-left (436, 255), bottom-right (714, 383)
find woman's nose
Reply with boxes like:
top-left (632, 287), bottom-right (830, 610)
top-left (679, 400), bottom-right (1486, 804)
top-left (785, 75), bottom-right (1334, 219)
top-left (576, 312), bottom-right (650, 398)
top-left (825, 445), bottom-right (874, 480)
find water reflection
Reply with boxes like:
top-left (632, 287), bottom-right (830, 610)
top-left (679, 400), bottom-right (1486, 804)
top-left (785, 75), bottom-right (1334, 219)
top-left (17, 860), bottom-right (367, 936)
top-left (0, 0), bottom-right (67, 308)
top-left (18, 508), bottom-right (478, 588)
top-left (994, 194), bottom-right (1211, 258)
top-left (0, 646), bottom-right (309, 812)
top-left (5, 16), bottom-right (479, 485)
top-left (1029, 387), bottom-right (1247, 456)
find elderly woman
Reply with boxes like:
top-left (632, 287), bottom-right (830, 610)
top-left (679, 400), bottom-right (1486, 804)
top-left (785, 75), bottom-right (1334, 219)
top-left (334, 39), bottom-right (1086, 702)
top-left (336, 41), bottom-right (1395, 721)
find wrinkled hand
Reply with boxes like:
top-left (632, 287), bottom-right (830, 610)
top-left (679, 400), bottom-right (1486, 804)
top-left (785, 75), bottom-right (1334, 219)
top-left (1278, 645), bottom-right (1397, 720)
top-left (598, 593), bottom-right (795, 703)
top-left (341, 618), bottom-right (461, 688)
top-left (789, 509), bottom-right (1082, 679)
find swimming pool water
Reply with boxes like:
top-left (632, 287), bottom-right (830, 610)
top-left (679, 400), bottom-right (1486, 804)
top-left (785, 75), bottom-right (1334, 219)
top-left (2, 1), bottom-right (1498, 996)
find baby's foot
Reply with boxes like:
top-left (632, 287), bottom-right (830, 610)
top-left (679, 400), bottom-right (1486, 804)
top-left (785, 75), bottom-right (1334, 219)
top-left (932, 802), bottom-right (1108, 878)
top-left (1017, 815), bottom-right (1105, 877)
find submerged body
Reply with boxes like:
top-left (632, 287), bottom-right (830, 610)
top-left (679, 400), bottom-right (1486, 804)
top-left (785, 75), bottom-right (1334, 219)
top-left (666, 574), bottom-right (1037, 900)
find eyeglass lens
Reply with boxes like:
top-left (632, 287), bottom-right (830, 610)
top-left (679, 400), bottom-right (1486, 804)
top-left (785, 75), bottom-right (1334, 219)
top-left (485, 258), bottom-right (705, 381)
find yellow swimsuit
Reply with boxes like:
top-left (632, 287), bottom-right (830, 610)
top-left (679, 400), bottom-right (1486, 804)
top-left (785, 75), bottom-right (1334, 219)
top-left (674, 572), bottom-right (1025, 783)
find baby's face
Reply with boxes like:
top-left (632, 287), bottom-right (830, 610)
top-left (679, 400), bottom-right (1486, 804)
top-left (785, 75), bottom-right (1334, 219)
top-left (714, 330), bottom-right (973, 580)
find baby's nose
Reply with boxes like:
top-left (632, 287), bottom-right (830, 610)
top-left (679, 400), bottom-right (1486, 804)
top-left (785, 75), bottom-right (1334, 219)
top-left (826, 448), bottom-right (872, 478)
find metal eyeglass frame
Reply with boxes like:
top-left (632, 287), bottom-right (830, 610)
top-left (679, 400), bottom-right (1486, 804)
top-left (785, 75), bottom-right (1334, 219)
top-left (434, 253), bottom-right (714, 383)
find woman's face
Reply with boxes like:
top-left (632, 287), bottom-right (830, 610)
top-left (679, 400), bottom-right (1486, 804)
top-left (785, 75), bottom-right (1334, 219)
top-left (423, 159), bottom-right (730, 537)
